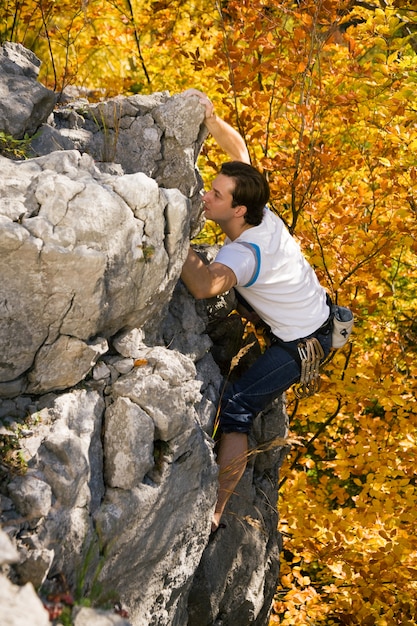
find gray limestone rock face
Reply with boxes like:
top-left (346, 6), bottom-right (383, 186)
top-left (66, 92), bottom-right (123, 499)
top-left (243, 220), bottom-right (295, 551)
top-left (0, 150), bottom-right (190, 396)
top-left (0, 576), bottom-right (51, 626)
top-left (72, 607), bottom-right (132, 625)
top-left (187, 396), bottom-right (289, 626)
top-left (0, 530), bottom-right (51, 626)
top-left (0, 45), bottom-right (288, 626)
top-left (30, 91), bottom-right (207, 231)
top-left (0, 42), bottom-right (56, 138)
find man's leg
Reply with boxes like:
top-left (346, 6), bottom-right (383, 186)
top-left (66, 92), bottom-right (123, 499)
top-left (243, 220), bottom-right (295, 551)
top-left (212, 431), bottom-right (248, 532)
top-left (212, 341), bottom-right (303, 532)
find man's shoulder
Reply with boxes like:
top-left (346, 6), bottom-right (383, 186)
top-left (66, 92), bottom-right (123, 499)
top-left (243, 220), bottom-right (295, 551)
top-left (262, 207), bottom-right (284, 227)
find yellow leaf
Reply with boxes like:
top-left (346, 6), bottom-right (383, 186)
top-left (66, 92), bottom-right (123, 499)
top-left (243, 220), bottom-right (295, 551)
top-left (378, 157), bottom-right (391, 167)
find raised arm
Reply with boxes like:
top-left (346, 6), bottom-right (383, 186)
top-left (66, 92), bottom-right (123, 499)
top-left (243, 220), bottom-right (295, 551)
top-left (182, 88), bottom-right (250, 164)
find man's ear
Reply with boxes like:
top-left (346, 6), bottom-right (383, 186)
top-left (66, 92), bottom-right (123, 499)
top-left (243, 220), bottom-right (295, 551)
top-left (234, 204), bottom-right (248, 218)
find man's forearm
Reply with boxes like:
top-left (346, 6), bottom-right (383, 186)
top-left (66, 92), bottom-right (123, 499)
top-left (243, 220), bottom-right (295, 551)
top-left (182, 89), bottom-right (250, 164)
top-left (204, 114), bottom-right (250, 164)
top-left (180, 248), bottom-right (210, 299)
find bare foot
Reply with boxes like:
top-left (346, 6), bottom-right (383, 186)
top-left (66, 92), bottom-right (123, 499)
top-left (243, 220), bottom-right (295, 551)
top-left (211, 512), bottom-right (221, 533)
top-left (211, 511), bottom-right (227, 534)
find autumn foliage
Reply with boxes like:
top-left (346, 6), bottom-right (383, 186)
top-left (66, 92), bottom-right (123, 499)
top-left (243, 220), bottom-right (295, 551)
top-left (2, 0), bottom-right (417, 624)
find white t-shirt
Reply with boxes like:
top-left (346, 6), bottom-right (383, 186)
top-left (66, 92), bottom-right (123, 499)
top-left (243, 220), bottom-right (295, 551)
top-left (215, 208), bottom-right (329, 341)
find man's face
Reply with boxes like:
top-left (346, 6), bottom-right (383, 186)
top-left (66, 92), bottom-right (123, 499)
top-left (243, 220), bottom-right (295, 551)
top-left (202, 174), bottom-right (237, 223)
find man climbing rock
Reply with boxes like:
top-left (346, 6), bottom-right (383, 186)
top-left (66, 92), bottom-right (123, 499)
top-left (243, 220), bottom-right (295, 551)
top-left (181, 89), bottom-right (332, 533)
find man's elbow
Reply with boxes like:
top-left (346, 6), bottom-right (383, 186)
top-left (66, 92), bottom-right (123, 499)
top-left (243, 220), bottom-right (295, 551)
top-left (185, 281), bottom-right (225, 300)
top-left (237, 149), bottom-right (251, 165)
top-left (189, 285), bottom-right (215, 300)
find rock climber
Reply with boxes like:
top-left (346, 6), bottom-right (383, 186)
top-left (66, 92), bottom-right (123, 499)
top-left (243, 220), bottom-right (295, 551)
top-left (181, 89), bottom-right (332, 533)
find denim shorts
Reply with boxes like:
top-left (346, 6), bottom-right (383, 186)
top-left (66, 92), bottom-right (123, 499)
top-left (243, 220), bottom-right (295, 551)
top-left (219, 324), bottom-right (332, 434)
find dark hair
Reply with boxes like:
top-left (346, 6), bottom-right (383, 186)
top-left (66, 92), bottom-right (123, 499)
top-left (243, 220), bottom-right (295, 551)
top-left (219, 161), bottom-right (270, 226)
